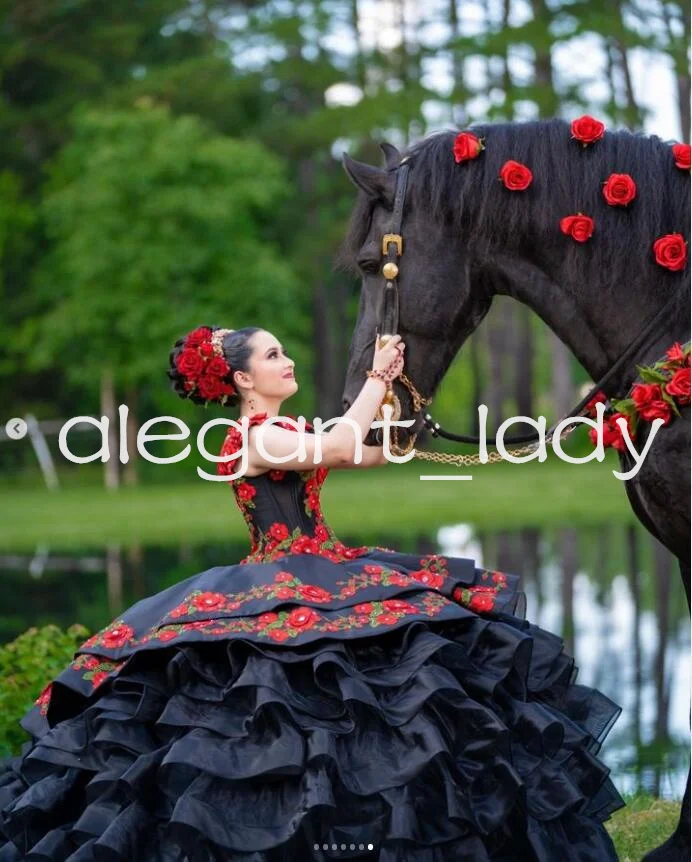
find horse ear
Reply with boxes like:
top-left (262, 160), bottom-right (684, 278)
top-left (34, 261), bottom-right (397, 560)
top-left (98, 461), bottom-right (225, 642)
top-left (379, 142), bottom-right (401, 170)
top-left (342, 153), bottom-right (394, 203)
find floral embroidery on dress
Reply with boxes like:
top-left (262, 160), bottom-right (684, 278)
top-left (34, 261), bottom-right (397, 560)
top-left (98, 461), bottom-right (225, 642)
top-left (216, 413), bottom-right (370, 564)
top-left (79, 621), bottom-right (135, 652)
top-left (75, 556), bottom-right (502, 655)
top-left (453, 570), bottom-right (509, 613)
top-left (69, 654), bottom-right (128, 691)
top-left (34, 683), bottom-right (53, 716)
top-left (140, 592), bottom-right (453, 646)
top-left (239, 523), bottom-right (370, 565)
top-left (160, 562), bottom-right (453, 624)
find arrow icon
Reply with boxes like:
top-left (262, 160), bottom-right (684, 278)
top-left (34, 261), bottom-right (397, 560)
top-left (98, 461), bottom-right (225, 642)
top-left (5, 418), bottom-right (28, 440)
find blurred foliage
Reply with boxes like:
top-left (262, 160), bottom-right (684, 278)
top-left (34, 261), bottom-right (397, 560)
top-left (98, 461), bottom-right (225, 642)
top-left (18, 102), bottom-right (302, 392)
top-left (0, 0), bottom-right (688, 483)
top-left (0, 623), bottom-right (89, 757)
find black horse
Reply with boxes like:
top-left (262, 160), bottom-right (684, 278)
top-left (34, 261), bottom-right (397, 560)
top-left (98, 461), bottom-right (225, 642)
top-left (339, 119), bottom-right (690, 862)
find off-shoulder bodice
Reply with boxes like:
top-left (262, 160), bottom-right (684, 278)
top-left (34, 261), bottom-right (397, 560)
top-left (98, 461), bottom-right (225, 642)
top-left (218, 413), bottom-right (371, 564)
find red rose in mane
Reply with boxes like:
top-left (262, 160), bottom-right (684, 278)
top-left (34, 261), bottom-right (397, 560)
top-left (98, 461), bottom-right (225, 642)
top-left (570, 115), bottom-right (605, 146)
top-left (672, 143), bottom-right (691, 170)
top-left (452, 131), bottom-right (484, 163)
top-left (602, 173), bottom-right (636, 206)
top-left (560, 214), bottom-right (595, 243)
top-left (653, 233), bottom-right (687, 271)
top-left (499, 160), bottom-right (533, 191)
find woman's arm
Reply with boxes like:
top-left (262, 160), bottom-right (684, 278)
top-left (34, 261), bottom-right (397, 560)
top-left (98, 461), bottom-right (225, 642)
top-left (327, 442), bottom-right (388, 469)
top-left (247, 336), bottom-right (405, 472)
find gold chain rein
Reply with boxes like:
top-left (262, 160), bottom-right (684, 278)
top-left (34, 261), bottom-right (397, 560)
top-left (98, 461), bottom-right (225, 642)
top-left (381, 371), bottom-right (577, 467)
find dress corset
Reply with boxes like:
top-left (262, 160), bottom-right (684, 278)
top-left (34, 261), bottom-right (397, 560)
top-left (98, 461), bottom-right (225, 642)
top-left (217, 412), bottom-right (373, 565)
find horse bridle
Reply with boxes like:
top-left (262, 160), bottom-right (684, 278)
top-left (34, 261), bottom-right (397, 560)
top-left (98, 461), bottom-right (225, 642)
top-left (375, 157), bottom-right (684, 455)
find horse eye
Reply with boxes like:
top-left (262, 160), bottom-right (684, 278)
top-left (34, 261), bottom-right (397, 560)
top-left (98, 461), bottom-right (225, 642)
top-left (357, 259), bottom-right (380, 275)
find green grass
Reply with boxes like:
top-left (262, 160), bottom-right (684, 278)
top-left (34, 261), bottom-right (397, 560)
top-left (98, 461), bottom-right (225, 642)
top-left (0, 452), bottom-right (635, 551)
top-left (607, 795), bottom-right (681, 860)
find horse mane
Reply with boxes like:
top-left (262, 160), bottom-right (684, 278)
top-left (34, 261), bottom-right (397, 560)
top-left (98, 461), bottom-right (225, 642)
top-left (337, 119), bottom-right (689, 305)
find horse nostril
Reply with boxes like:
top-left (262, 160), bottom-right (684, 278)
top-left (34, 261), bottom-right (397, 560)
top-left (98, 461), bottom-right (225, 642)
top-left (342, 398), bottom-right (351, 411)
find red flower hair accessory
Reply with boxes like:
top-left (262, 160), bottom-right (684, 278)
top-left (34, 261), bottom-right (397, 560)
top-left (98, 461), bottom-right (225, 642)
top-left (602, 173), bottom-right (636, 206)
top-left (672, 143), bottom-right (691, 171)
top-left (653, 233), bottom-right (687, 271)
top-left (175, 327), bottom-right (236, 404)
top-left (499, 160), bottom-right (533, 191)
top-left (571, 115), bottom-right (605, 146)
top-left (560, 213), bottom-right (595, 243)
top-left (453, 131), bottom-right (484, 163)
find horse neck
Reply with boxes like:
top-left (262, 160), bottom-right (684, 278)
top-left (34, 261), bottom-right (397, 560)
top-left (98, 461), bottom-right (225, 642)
top-left (488, 250), bottom-right (685, 391)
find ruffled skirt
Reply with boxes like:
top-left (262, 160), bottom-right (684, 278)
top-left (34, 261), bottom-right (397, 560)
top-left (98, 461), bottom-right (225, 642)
top-left (0, 548), bottom-right (624, 860)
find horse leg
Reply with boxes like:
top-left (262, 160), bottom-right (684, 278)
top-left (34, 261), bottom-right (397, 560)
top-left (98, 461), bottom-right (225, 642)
top-left (640, 558), bottom-right (690, 862)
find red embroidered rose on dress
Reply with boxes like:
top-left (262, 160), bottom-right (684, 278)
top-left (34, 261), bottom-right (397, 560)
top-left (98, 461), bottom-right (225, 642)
top-left (410, 569), bottom-right (444, 589)
top-left (101, 623), bottom-right (135, 649)
top-left (192, 592), bottom-right (227, 611)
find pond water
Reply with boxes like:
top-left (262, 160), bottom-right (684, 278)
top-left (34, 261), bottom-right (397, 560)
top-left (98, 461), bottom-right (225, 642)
top-left (0, 520), bottom-right (688, 800)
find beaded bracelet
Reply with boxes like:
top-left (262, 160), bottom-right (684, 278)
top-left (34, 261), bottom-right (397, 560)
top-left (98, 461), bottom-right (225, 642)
top-left (366, 368), bottom-right (396, 385)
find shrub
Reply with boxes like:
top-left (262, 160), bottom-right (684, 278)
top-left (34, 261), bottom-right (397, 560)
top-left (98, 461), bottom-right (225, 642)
top-left (0, 624), bottom-right (90, 757)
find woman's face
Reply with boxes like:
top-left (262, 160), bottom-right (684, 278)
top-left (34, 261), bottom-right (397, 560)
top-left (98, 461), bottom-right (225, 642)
top-left (242, 330), bottom-right (297, 399)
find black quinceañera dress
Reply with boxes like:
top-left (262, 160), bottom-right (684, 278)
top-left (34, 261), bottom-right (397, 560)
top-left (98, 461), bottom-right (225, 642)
top-left (0, 413), bottom-right (624, 861)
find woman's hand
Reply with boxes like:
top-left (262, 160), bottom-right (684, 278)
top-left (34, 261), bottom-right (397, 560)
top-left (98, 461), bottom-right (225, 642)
top-left (372, 334), bottom-right (405, 379)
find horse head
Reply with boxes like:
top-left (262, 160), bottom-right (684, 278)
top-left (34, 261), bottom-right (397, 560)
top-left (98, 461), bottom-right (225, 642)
top-left (339, 138), bottom-right (493, 445)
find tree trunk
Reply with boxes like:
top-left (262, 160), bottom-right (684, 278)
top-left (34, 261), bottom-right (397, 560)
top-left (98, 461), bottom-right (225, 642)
top-left (529, 0), bottom-right (559, 116)
top-left (484, 301), bottom-right (514, 432)
top-left (549, 332), bottom-right (574, 420)
top-left (626, 525), bottom-right (643, 760)
top-left (661, 0), bottom-right (691, 139)
top-left (106, 543), bottom-right (123, 615)
top-left (652, 537), bottom-right (672, 748)
top-left (447, 0), bottom-right (466, 127)
top-left (559, 527), bottom-right (578, 657)
top-left (469, 333), bottom-right (483, 437)
top-left (514, 305), bottom-right (534, 419)
top-left (350, 0), bottom-right (367, 90)
top-left (100, 369), bottom-right (120, 491)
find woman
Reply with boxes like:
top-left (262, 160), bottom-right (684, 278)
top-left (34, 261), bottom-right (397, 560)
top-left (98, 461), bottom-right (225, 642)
top-left (0, 325), bottom-right (624, 861)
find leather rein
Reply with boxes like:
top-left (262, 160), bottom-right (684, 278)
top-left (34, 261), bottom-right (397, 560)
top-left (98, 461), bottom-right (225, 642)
top-left (374, 158), bottom-right (681, 462)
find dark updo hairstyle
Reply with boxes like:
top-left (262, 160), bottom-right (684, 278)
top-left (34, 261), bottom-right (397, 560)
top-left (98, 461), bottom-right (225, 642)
top-left (168, 325), bottom-right (263, 408)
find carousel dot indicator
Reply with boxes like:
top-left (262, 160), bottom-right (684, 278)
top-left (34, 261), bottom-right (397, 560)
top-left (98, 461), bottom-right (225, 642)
top-left (419, 474), bottom-right (472, 480)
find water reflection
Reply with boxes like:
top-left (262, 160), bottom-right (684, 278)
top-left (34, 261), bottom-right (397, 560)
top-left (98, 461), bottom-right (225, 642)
top-left (437, 523), bottom-right (690, 800)
top-left (0, 521), bottom-right (688, 799)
